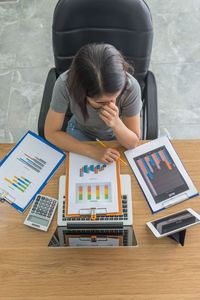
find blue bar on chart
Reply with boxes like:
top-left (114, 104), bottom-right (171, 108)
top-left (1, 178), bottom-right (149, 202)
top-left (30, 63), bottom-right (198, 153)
top-left (17, 153), bottom-right (46, 173)
top-left (80, 164), bottom-right (107, 177)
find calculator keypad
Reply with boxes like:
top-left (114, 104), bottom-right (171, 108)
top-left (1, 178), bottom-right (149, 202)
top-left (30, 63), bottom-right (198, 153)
top-left (24, 194), bottom-right (58, 231)
top-left (31, 195), bottom-right (57, 218)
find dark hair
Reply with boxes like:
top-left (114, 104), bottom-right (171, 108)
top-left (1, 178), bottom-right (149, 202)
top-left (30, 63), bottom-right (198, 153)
top-left (67, 43), bottom-right (134, 120)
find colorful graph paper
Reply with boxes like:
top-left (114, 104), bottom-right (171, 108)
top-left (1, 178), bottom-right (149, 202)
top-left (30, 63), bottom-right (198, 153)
top-left (76, 182), bottom-right (111, 203)
top-left (17, 153), bottom-right (46, 173)
top-left (4, 176), bottom-right (31, 192)
top-left (80, 164), bottom-right (107, 177)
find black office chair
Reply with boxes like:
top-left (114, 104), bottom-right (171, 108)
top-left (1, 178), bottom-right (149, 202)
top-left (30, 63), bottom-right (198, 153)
top-left (38, 0), bottom-right (158, 140)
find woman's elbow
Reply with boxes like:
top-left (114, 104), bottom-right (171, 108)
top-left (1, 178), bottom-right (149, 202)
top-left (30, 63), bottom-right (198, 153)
top-left (127, 134), bottom-right (140, 150)
top-left (44, 122), bottom-right (53, 142)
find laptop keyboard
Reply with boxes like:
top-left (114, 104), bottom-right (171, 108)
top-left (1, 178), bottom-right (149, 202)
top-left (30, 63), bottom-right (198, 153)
top-left (62, 194), bottom-right (129, 221)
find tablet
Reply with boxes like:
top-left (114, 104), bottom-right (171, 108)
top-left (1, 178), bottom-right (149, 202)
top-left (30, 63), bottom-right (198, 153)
top-left (146, 208), bottom-right (200, 238)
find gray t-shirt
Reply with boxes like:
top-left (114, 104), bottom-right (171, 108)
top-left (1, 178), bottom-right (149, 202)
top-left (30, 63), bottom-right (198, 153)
top-left (50, 70), bottom-right (142, 140)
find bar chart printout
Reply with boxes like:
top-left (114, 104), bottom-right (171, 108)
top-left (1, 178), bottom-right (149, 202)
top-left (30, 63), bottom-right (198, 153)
top-left (134, 146), bottom-right (188, 203)
top-left (76, 183), bottom-right (111, 203)
top-left (4, 176), bottom-right (31, 193)
top-left (80, 164), bottom-right (107, 177)
top-left (17, 153), bottom-right (46, 173)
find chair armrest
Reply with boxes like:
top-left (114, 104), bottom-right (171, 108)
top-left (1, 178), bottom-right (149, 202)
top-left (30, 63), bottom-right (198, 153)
top-left (142, 70), bottom-right (158, 139)
top-left (37, 68), bottom-right (57, 139)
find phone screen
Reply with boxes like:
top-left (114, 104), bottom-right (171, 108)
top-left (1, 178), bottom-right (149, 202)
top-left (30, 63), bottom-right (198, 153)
top-left (152, 210), bottom-right (199, 235)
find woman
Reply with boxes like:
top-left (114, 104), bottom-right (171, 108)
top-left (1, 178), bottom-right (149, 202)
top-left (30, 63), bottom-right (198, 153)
top-left (45, 43), bottom-right (142, 164)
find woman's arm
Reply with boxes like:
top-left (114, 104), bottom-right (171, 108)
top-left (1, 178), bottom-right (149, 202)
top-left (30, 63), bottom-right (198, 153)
top-left (44, 108), bottom-right (120, 164)
top-left (114, 113), bottom-right (140, 149)
top-left (99, 103), bottom-right (140, 149)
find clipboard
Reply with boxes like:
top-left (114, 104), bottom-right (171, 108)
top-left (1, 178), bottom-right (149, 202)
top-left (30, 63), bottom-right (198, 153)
top-left (0, 131), bottom-right (66, 212)
top-left (65, 152), bottom-right (122, 219)
top-left (124, 136), bottom-right (199, 213)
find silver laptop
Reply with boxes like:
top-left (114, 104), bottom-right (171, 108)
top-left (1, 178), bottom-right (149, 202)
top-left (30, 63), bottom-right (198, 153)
top-left (57, 174), bottom-right (133, 226)
top-left (48, 174), bottom-right (137, 247)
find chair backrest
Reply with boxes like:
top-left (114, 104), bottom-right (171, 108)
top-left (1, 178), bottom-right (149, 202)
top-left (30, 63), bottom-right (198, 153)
top-left (52, 0), bottom-right (153, 91)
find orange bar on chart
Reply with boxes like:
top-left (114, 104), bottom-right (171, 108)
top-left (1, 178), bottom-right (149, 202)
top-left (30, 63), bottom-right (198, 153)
top-left (160, 150), bottom-right (172, 170)
top-left (79, 186), bottom-right (83, 200)
top-left (139, 159), bottom-right (148, 174)
top-left (88, 185), bottom-right (91, 200)
top-left (153, 153), bottom-right (160, 164)
top-left (104, 185), bottom-right (108, 199)
top-left (96, 185), bottom-right (100, 199)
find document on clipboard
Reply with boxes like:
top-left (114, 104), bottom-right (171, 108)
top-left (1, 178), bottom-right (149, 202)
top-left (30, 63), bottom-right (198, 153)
top-left (65, 152), bottom-right (122, 218)
top-left (124, 136), bottom-right (198, 214)
top-left (0, 131), bottom-right (66, 212)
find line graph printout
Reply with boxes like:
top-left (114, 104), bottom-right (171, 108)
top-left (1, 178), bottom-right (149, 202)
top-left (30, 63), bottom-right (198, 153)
top-left (134, 146), bottom-right (188, 203)
top-left (125, 136), bottom-right (198, 213)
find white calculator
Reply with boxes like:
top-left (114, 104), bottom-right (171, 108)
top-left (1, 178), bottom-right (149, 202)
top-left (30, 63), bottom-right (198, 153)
top-left (24, 194), bottom-right (58, 231)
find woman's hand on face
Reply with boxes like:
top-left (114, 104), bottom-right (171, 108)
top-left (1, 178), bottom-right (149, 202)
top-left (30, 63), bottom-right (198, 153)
top-left (90, 145), bottom-right (120, 164)
top-left (99, 102), bottom-right (121, 129)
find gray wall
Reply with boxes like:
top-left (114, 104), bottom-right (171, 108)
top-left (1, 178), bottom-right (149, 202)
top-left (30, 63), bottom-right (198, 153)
top-left (0, 0), bottom-right (200, 142)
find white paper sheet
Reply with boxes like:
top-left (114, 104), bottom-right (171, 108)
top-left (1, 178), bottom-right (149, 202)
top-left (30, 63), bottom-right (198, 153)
top-left (66, 152), bottom-right (121, 215)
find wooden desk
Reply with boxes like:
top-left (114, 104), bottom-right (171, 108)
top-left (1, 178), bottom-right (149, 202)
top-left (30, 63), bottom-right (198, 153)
top-left (1, 140), bottom-right (200, 300)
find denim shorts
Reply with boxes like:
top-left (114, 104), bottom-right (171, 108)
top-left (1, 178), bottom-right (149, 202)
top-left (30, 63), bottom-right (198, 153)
top-left (66, 116), bottom-right (95, 141)
top-left (66, 116), bottom-right (116, 142)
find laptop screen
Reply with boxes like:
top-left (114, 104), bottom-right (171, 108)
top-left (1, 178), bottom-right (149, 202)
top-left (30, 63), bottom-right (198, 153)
top-left (48, 226), bottom-right (137, 248)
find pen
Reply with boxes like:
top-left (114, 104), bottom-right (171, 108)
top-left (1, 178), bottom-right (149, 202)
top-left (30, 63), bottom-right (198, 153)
top-left (96, 138), bottom-right (127, 165)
